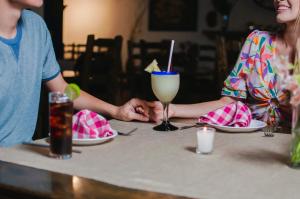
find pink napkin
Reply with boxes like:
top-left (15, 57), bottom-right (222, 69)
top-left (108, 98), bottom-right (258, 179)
top-left (72, 109), bottom-right (114, 139)
top-left (199, 101), bottom-right (252, 127)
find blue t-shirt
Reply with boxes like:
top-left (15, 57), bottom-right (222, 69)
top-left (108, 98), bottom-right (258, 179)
top-left (0, 10), bottom-right (60, 146)
top-left (0, 22), bottom-right (22, 60)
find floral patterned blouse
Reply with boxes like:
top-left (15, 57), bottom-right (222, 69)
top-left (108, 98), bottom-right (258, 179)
top-left (221, 30), bottom-right (291, 126)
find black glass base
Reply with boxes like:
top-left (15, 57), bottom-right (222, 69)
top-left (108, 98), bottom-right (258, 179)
top-left (153, 121), bottom-right (178, 131)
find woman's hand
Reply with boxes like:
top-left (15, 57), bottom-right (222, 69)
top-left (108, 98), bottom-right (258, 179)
top-left (290, 90), bottom-right (300, 106)
top-left (147, 101), bottom-right (175, 123)
top-left (286, 81), bottom-right (300, 106)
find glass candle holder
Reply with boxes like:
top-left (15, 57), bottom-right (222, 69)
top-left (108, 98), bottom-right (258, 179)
top-left (196, 127), bottom-right (215, 154)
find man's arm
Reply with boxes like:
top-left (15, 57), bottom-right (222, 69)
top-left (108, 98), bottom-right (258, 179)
top-left (45, 74), bottom-right (149, 121)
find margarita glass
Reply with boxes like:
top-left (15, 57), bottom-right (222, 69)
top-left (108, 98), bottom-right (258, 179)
top-left (151, 71), bottom-right (180, 131)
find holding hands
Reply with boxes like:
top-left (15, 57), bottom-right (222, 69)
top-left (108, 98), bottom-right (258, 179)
top-left (117, 99), bottom-right (172, 123)
top-left (147, 101), bottom-right (171, 123)
top-left (115, 98), bottom-right (151, 122)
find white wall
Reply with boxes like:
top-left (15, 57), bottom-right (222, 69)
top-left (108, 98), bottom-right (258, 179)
top-left (62, 0), bottom-right (276, 70)
top-left (63, 0), bottom-right (217, 44)
top-left (64, 0), bottom-right (134, 43)
top-left (63, 0), bottom-right (146, 70)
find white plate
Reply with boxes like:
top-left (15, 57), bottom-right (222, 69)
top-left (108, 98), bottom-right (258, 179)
top-left (208, 119), bottom-right (267, 133)
top-left (72, 130), bottom-right (118, 146)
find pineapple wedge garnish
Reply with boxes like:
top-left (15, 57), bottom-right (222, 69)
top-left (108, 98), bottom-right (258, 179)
top-left (144, 59), bottom-right (161, 73)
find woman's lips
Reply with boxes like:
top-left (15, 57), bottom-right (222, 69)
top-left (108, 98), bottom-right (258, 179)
top-left (276, 5), bottom-right (290, 12)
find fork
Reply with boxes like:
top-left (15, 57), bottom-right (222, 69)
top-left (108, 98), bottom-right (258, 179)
top-left (118, 128), bottom-right (138, 136)
top-left (263, 125), bottom-right (274, 137)
top-left (179, 123), bottom-right (205, 130)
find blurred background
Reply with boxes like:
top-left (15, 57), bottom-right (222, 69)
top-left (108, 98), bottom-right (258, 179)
top-left (34, 0), bottom-right (276, 137)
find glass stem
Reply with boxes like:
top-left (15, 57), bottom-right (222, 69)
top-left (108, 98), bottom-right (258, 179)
top-left (162, 103), bottom-right (167, 123)
top-left (166, 103), bottom-right (170, 124)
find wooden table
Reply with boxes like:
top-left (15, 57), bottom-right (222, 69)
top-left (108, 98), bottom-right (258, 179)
top-left (0, 160), bottom-right (187, 199)
top-left (0, 120), bottom-right (299, 199)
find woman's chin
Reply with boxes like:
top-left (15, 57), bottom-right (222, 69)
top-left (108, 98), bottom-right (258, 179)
top-left (276, 15), bottom-right (293, 24)
top-left (276, 18), bottom-right (286, 24)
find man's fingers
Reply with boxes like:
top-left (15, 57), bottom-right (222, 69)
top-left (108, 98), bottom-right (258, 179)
top-left (130, 112), bottom-right (149, 122)
top-left (135, 105), bottom-right (150, 118)
top-left (146, 101), bottom-right (161, 108)
top-left (127, 99), bottom-right (163, 122)
top-left (135, 106), bottom-right (144, 114)
top-left (130, 99), bottom-right (148, 109)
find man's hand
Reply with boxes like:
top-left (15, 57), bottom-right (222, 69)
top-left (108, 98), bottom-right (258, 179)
top-left (114, 98), bottom-right (150, 122)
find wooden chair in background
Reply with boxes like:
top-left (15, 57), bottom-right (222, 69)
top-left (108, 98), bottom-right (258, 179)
top-left (127, 39), bottom-right (171, 73)
top-left (63, 43), bottom-right (86, 61)
top-left (126, 39), bottom-right (171, 100)
top-left (215, 33), bottom-right (244, 91)
top-left (140, 39), bottom-right (171, 70)
top-left (126, 40), bottom-right (219, 103)
top-left (173, 42), bottom-right (218, 103)
top-left (126, 40), bottom-right (143, 75)
top-left (79, 34), bottom-right (123, 104)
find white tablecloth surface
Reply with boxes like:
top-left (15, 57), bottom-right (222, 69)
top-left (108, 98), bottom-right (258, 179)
top-left (0, 120), bottom-right (298, 199)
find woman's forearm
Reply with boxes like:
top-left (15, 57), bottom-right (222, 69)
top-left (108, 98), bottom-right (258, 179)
top-left (171, 97), bottom-right (235, 118)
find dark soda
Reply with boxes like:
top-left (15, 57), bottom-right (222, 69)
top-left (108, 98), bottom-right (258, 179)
top-left (49, 100), bottom-right (73, 158)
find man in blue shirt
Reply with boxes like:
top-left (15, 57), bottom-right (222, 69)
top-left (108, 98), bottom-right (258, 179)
top-left (0, 0), bottom-right (150, 146)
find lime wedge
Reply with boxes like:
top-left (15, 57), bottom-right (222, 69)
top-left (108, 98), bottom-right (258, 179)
top-left (64, 83), bottom-right (80, 100)
top-left (144, 59), bottom-right (161, 73)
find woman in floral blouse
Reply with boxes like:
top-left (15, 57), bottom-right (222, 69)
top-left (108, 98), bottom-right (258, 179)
top-left (221, 29), bottom-right (291, 127)
top-left (148, 0), bottom-right (299, 128)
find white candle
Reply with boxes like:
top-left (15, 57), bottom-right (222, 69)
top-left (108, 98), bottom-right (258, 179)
top-left (196, 127), bottom-right (215, 154)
